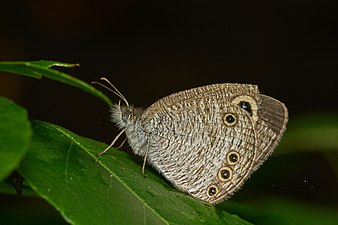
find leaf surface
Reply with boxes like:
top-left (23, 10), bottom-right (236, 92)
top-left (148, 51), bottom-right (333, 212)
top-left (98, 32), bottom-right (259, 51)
top-left (0, 97), bottom-right (31, 181)
top-left (19, 121), bottom-right (252, 225)
top-left (0, 61), bottom-right (112, 107)
top-left (278, 113), bottom-right (338, 153)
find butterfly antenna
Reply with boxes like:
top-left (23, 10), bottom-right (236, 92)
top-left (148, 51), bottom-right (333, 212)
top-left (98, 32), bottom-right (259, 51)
top-left (91, 77), bottom-right (129, 107)
top-left (100, 77), bottom-right (129, 107)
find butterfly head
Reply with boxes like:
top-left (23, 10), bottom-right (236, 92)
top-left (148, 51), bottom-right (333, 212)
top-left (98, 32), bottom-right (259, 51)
top-left (110, 103), bottom-right (136, 128)
top-left (92, 77), bottom-right (139, 129)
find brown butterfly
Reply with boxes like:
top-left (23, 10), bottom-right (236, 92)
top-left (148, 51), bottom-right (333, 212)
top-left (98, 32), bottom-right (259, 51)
top-left (96, 78), bottom-right (288, 204)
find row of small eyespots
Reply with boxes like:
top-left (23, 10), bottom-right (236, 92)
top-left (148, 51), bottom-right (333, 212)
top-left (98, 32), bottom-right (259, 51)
top-left (207, 102), bottom-right (250, 198)
top-left (207, 150), bottom-right (241, 197)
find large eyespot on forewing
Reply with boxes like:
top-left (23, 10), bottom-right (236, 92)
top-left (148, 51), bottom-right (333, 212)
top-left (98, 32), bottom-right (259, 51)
top-left (231, 95), bottom-right (259, 123)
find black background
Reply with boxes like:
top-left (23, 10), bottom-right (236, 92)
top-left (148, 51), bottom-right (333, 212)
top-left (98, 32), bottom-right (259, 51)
top-left (1, 0), bottom-right (338, 142)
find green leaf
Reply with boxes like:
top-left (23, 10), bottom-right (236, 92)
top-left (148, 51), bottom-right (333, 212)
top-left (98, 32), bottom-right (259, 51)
top-left (0, 60), bottom-right (112, 108)
top-left (0, 97), bottom-right (31, 181)
top-left (19, 121), bottom-right (252, 225)
top-left (277, 113), bottom-right (338, 154)
top-left (220, 197), bottom-right (338, 225)
top-left (262, 197), bottom-right (338, 225)
top-left (219, 201), bottom-right (292, 225)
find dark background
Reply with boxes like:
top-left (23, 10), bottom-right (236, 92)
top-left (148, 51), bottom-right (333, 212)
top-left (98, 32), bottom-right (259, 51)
top-left (1, 0), bottom-right (338, 142)
top-left (0, 1), bottom-right (338, 222)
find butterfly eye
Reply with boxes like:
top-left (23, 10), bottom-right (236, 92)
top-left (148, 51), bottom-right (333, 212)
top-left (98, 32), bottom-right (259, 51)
top-left (223, 113), bottom-right (237, 126)
top-left (227, 151), bottom-right (240, 165)
top-left (121, 106), bottom-right (133, 122)
top-left (238, 101), bottom-right (252, 115)
top-left (207, 185), bottom-right (219, 197)
top-left (218, 167), bottom-right (232, 182)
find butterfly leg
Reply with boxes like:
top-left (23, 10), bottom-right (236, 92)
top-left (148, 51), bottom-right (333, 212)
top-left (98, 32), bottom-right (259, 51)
top-left (116, 138), bottom-right (127, 149)
top-left (97, 129), bottom-right (125, 156)
top-left (141, 139), bottom-right (150, 177)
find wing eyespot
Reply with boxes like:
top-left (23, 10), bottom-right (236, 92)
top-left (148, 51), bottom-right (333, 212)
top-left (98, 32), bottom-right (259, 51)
top-left (218, 167), bottom-right (233, 182)
top-left (238, 101), bottom-right (252, 115)
top-left (227, 150), bottom-right (240, 165)
top-left (223, 113), bottom-right (237, 126)
top-left (207, 185), bottom-right (219, 197)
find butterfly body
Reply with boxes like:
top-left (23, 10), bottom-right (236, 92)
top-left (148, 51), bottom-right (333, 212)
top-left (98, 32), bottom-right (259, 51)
top-left (109, 83), bottom-right (288, 204)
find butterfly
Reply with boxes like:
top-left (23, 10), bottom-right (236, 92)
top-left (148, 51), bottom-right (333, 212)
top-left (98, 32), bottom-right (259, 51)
top-left (95, 78), bottom-right (288, 204)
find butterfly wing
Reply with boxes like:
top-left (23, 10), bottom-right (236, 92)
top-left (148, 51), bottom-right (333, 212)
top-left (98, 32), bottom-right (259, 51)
top-left (252, 94), bottom-right (288, 171)
top-left (140, 84), bottom-right (287, 204)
